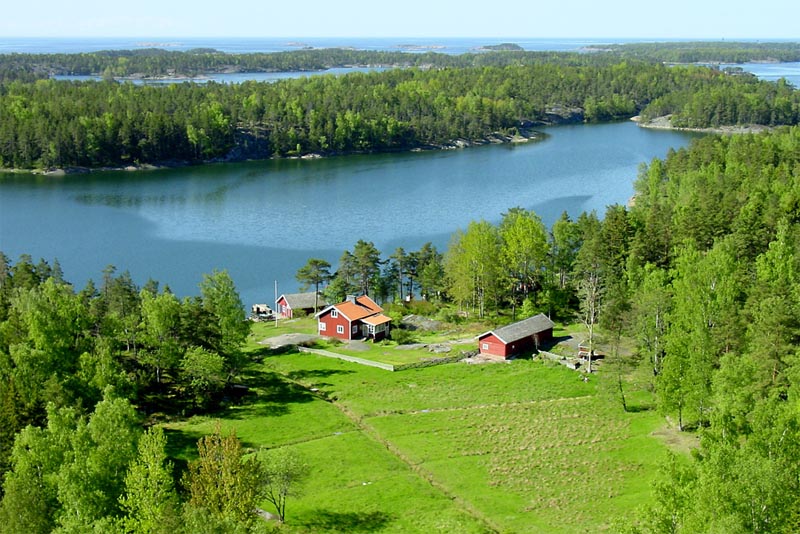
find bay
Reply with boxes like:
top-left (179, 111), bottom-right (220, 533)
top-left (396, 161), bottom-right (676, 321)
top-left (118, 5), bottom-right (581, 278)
top-left (52, 67), bottom-right (391, 85)
top-left (0, 122), bottom-right (699, 306)
top-left (729, 61), bottom-right (800, 87)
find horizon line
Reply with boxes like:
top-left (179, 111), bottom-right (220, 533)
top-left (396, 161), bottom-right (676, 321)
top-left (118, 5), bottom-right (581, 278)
top-left (2, 35), bottom-right (799, 41)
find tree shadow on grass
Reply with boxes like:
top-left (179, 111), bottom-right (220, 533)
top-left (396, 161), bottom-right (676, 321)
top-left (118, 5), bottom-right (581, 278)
top-left (286, 368), bottom-right (355, 382)
top-left (247, 345), bottom-right (282, 362)
top-left (539, 335), bottom-right (572, 351)
top-left (220, 368), bottom-right (319, 420)
top-left (296, 510), bottom-right (394, 533)
top-left (163, 427), bottom-right (206, 476)
top-left (624, 403), bottom-right (654, 413)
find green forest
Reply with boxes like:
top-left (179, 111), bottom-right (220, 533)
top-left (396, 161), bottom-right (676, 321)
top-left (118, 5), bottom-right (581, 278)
top-left (1, 44), bottom-right (800, 170)
top-left (2, 124), bottom-right (800, 532)
top-left (585, 41), bottom-right (800, 63)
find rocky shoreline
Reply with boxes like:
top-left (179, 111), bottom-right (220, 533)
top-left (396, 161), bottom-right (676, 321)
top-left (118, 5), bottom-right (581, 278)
top-left (2, 128), bottom-right (545, 176)
top-left (632, 114), bottom-right (773, 135)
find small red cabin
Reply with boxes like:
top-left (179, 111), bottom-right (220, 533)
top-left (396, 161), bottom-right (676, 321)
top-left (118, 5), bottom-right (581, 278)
top-left (276, 292), bottom-right (328, 318)
top-left (478, 314), bottom-right (554, 358)
top-left (316, 295), bottom-right (391, 341)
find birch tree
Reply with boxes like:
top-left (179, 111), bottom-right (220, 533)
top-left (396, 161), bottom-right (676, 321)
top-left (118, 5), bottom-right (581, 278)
top-left (500, 208), bottom-right (550, 319)
top-left (444, 220), bottom-right (504, 317)
top-left (574, 213), bottom-right (603, 373)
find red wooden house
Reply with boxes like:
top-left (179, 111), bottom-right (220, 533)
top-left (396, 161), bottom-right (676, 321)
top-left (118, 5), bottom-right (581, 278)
top-left (316, 295), bottom-right (392, 341)
top-left (276, 292), bottom-right (328, 318)
top-left (477, 313), bottom-right (554, 358)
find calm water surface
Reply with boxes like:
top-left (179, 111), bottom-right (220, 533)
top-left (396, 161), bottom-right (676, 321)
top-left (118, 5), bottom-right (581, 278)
top-left (0, 122), bottom-right (698, 305)
top-left (729, 62), bottom-right (800, 87)
top-left (52, 67), bottom-right (392, 85)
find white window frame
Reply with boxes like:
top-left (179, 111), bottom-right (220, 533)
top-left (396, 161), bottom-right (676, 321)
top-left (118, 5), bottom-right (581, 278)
top-left (482, 343), bottom-right (489, 350)
top-left (331, 310), bottom-right (338, 318)
top-left (319, 322), bottom-right (326, 332)
top-left (336, 325), bottom-right (344, 334)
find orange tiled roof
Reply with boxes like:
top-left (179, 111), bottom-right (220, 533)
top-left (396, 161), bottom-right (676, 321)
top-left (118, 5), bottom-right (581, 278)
top-left (361, 313), bottom-right (392, 326)
top-left (355, 295), bottom-right (382, 312)
top-left (330, 295), bottom-right (383, 321)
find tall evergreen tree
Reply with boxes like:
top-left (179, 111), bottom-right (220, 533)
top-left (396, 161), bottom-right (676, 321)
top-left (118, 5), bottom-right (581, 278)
top-left (295, 258), bottom-right (332, 312)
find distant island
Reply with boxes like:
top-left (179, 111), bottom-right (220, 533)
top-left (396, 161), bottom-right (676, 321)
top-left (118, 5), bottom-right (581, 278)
top-left (479, 43), bottom-right (524, 51)
top-left (395, 43), bottom-right (446, 51)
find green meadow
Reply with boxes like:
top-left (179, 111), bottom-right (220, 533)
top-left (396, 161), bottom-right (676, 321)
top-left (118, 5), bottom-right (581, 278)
top-left (165, 320), bottom-right (673, 533)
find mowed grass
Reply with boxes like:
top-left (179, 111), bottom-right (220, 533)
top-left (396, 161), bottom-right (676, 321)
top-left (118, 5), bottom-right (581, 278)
top-left (246, 317), bottom-right (318, 347)
top-left (166, 336), bottom-right (668, 533)
top-left (278, 432), bottom-right (490, 534)
top-left (264, 352), bottom-right (595, 416)
top-left (316, 340), bottom-right (477, 366)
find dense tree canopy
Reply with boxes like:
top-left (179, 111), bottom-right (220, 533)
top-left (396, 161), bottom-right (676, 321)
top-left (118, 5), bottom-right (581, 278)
top-left (586, 41), bottom-right (800, 63)
top-left (1, 54), bottom-right (798, 170)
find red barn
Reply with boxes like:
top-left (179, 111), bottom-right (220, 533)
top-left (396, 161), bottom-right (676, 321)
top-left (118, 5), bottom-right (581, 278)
top-left (316, 295), bottom-right (392, 341)
top-left (477, 314), bottom-right (554, 358)
top-left (276, 292), bottom-right (328, 318)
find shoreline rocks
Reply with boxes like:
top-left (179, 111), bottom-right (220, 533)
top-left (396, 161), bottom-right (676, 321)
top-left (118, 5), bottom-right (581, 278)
top-left (632, 114), bottom-right (773, 135)
top-left (7, 127), bottom-right (545, 176)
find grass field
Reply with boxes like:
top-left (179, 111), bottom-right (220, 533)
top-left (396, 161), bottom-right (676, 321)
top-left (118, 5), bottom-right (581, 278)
top-left (165, 318), bottom-right (672, 533)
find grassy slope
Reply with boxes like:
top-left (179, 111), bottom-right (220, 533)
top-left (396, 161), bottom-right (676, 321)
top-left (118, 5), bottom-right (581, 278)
top-left (165, 320), bottom-right (670, 533)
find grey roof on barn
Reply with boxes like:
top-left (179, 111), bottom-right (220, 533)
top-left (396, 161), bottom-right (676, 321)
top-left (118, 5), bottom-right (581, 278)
top-left (278, 292), bottom-right (328, 310)
top-left (480, 313), bottom-right (555, 344)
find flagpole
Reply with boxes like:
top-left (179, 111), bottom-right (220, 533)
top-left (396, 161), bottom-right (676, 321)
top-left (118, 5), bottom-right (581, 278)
top-left (274, 280), bottom-right (278, 328)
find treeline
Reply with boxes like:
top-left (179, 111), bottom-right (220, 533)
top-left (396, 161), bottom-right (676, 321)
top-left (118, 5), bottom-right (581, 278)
top-left (0, 47), bottom-right (623, 80)
top-left (0, 256), bottom-right (318, 532)
top-left (0, 259), bottom-right (252, 482)
top-left (614, 126), bottom-right (800, 533)
top-left (639, 76), bottom-right (799, 127)
top-left (588, 41), bottom-right (800, 63)
top-left (3, 61), bottom-right (799, 170)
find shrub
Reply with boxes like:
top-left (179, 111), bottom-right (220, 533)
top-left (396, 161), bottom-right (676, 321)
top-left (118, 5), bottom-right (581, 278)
top-left (436, 308), bottom-right (466, 324)
top-left (403, 299), bottom-right (437, 316)
top-left (391, 328), bottom-right (416, 345)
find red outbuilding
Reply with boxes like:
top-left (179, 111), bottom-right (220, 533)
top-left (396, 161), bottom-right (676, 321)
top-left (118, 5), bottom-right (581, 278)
top-left (276, 292), bottom-right (328, 318)
top-left (316, 295), bottom-right (392, 341)
top-left (477, 313), bottom-right (554, 358)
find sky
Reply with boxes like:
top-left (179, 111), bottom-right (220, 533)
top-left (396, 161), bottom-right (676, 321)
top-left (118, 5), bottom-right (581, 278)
top-left (1, 0), bottom-right (798, 39)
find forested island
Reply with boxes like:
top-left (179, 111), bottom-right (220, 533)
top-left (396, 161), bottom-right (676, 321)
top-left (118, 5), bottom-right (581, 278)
top-left (1, 124), bottom-right (799, 532)
top-left (1, 42), bottom-right (799, 171)
top-left (584, 40), bottom-right (800, 63)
